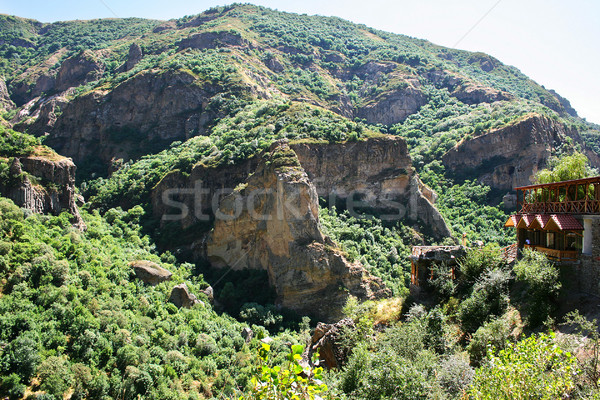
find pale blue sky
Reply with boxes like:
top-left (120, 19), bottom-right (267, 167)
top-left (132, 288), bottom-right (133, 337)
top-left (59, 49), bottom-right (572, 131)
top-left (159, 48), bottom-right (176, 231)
top-left (2, 0), bottom-right (599, 124)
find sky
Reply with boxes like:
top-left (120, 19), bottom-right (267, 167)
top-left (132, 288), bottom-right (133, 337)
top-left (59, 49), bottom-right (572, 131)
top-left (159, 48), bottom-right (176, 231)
top-left (1, 0), bottom-right (599, 124)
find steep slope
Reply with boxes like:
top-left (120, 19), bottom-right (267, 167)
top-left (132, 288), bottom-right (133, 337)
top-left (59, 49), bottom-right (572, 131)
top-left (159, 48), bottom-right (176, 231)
top-left (1, 4), bottom-right (595, 178)
top-left (0, 127), bottom-right (84, 228)
top-left (205, 140), bottom-right (388, 321)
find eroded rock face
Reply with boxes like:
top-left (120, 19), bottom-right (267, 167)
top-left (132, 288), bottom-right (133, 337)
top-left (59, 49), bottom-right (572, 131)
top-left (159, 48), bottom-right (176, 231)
top-left (2, 155), bottom-right (85, 229)
top-left (0, 78), bottom-right (15, 111)
top-left (55, 50), bottom-right (104, 92)
top-left (355, 85), bottom-right (426, 125)
top-left (427, 69), bottom-right (512, 104)
top-left (45, 69), bottom-right (226, 166)
top-left (178, 30), bottom-right (248, 51)
top-left (442, 114), bottom-right (600, 191)
top-left (205, 141), bottom-right (388, 321)
top-left (124, 43), bottom-right (143, 72)
top-left (291, 136), bottom-right (451, 238)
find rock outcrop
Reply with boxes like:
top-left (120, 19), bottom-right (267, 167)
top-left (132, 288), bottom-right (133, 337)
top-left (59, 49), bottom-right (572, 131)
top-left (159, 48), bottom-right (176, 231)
top-left (178, 30), bottom-right (248, 51)
top-left (426, 69), bottom-right (513, 104)
top-left (151, 156), bottom-right (260, 229)
top-left (151, 136), bottom-right (450, 239)
top-left (304, 318), bottom-right (355, 369)
top-left (169, 283), bottom-right (203, 308)
top-left (122, 43), bottom-right (143, 72)
top-left (0, 78), bottom-right (15, 111)
top-left (205, 141), bottom-right (389, 321)
top-left (291, 136), bottom-right (451, 238)
top-left (442, 114), bottom-right (600, 191)
top-left (129, 260), bottom-right (172, 285)
top-left (45, 69), bottom-right (228, 166)
top-left (2, 154), bottom-right (85, 229)
top-left (55, 50), bottom-right (104, 92)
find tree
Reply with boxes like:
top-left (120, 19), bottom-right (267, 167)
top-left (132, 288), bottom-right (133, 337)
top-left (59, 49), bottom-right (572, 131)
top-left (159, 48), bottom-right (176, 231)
top-left (535, 152), bottom-right (593, 184)
top-left (513, 249), bottom-right (561, 327)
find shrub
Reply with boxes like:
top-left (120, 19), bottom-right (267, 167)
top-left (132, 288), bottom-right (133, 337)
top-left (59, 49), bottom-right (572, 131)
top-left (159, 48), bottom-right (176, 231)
top-left (513, 249), bottom-right (561, 327)
top-left (470, 333), bottom-right (578, 399)
top-left (37, 356), bottom-right (73, 399)
top-left (0, 373), bottom-right (25, 400)
top-left (458, 269), bottom-right (510, 333)
top-left (241, 343), bottom-right (328, 399)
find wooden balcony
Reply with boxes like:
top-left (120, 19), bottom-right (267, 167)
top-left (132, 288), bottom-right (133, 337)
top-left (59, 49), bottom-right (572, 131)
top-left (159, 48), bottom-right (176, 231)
top-left (516, 176), bottom-right (600, 215)
top-left (523, 244), bottom-right (579, 262)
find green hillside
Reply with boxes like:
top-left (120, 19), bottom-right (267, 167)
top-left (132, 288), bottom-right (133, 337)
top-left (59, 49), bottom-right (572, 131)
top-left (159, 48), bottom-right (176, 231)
top-left (0, 4), bottom-right (599, 399)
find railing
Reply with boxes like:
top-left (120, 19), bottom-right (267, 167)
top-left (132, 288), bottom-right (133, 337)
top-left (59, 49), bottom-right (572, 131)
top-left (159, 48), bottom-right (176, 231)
top-left (524, 244), bottom-right (579, 262)
top-left (516, 176), bottom-right (600, 215)
top-left (520, 199), bottom-right (600, 214)
top-left (501, 243), bottom-right (518, 262)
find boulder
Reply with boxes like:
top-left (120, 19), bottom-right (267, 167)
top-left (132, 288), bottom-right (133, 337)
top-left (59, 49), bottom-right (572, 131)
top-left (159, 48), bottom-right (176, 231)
top-left (129, 260), bottom-right (172, 285)
top-left (305, 318), bottom-right (355, 369)
top-left (169, 283), bottom-right (202, 308)
top-left (241, 327), bottom-right (253, 343)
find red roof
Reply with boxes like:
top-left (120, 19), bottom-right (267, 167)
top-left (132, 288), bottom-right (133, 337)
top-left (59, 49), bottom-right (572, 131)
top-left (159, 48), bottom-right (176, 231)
top-left (546, 214), bottom-right (583, 231)
top-left (535, 214), bottom-right (551, 228)
top-left (506, 213), bottom-right (584, 231)
top-left (504, 214), bottom-right (521, 227)
top-left (519, 214), bottom-right (535, 228)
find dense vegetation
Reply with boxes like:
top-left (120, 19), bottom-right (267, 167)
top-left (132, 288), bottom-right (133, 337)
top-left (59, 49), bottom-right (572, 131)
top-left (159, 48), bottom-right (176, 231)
top-left (1, 3), bottom-right (600, 399)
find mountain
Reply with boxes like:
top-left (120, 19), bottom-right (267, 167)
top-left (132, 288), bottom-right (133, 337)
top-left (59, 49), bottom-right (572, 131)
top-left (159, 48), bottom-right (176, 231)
top-left (0, 4), bottom-right (599, 399)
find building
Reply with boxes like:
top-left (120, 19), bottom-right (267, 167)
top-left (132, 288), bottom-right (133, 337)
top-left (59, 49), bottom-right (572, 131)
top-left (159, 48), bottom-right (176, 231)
top-left (505, 176), bottom-right (600, 261)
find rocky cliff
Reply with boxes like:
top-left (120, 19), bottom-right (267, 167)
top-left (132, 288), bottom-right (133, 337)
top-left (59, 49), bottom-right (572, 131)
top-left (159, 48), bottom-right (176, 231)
top-left (43, 69), bottom-right (228, 166)
top-left (151, 136), bottom-right (450, 238)
top-left (291, 136), bottom-right (450, 238)
top-left (205, 140), bottom-right (388, 321)
top-left (2, 153), bottom-right (85, 229)
top-left (442, 114), bottom-right (600, 191)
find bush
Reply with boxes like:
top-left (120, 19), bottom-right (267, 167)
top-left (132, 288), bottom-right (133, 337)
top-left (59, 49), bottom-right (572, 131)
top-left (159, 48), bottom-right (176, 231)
top-left (513, 249), bottom-right (561, 327)
top-left (458, 269), bottom-right (510, 333)
top-left (0, 373), bottom-right (25, 400)
top-left (37, 356), bottom-right (73, 399)
top-left (470, 333), bottom-right (578, 399)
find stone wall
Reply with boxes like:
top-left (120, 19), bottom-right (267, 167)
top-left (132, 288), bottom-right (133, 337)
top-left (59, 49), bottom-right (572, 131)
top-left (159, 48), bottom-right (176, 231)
top-left (577, 219), bottom-right (600, 295)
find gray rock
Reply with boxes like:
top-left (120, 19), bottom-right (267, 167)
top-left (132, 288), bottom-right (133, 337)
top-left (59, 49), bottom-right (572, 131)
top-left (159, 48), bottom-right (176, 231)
top-left (130, 260), bottom-right (172, 285)
top-left (241, 327), bottom-right (253, 342)
top-left (169, 283), bottom-right (202, 308)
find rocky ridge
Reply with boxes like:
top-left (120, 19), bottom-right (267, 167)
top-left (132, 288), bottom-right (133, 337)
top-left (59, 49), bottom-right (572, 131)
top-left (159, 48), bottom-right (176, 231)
top-left (204, 140), bottom-right (389, 321)
top-left (443, 114), bottom-right (600, 191)
top-left (2, 153), bottom-right (85, 229)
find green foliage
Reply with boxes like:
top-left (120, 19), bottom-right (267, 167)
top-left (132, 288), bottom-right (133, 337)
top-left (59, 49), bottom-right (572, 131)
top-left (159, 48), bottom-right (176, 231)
top-left (436, 180), bottom-right (514, 246)
top-left (535, 151), bottom-right (594, 184)
top-left (241, 343), bottom-right (328, 399)
top-left (457, 244), bottom-right (505, 288)
top-left (0, 196), bottom-right (300, 398)
top-left (470, 333), bottom-right (578, 399)
top-left (0, 125), bottom-right (41, 157)
top-left (562, 311), bottom-right (600, 396)
top-left (513, 249), bottom-right (561, 327)
top-left (319, 206), bottom-right (419, 296)
top-left (37, 356), bottom-right (73, 398)
top-left (0, 373), bottom-right (25, 400)
top-left (457, 268), bottom-right (510, 333)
